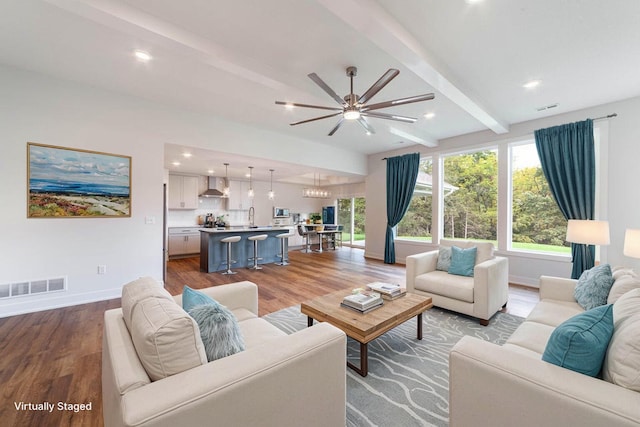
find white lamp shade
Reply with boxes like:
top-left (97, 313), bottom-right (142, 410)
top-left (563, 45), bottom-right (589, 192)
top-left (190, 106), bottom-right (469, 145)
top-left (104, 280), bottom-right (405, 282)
top-left (565, 220), bottom-right (610, 245)
top-left (624, 229), bottom-right (640, 259)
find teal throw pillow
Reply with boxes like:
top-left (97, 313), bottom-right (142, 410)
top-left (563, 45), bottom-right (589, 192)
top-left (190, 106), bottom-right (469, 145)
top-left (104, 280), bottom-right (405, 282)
top-left (436, 246), bottom-right (452, 271)
top-left (542, 304), bottom-right (614, 377)
top-left (448, 246), bottom-right (477, 277)
top-left (574, 264), bottom-right (614, 310)
top-left (188, 304), bottom-right (245, 362)
top-left (182, 285), bottom-right (220, 312)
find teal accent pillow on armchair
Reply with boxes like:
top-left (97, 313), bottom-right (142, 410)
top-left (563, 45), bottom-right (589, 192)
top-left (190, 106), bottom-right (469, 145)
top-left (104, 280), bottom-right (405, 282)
top-left (448, 246), bottom-right (477, 277)
top-left (542, 304), bottom-right (614, 377)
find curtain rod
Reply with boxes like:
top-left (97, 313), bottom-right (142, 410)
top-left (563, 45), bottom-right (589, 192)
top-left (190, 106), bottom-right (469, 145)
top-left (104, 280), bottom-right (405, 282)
top-left (593, 113), bottom-right (617, 121)
top-left (381, 114), bottom-right (617, 161)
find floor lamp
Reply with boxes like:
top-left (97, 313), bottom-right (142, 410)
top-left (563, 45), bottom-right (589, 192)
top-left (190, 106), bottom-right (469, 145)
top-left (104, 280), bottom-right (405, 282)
top-left (565, 219), bottom-right (610, 275)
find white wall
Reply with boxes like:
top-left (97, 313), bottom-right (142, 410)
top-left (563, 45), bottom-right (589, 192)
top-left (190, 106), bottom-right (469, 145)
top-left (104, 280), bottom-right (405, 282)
top-left (0, 65), bottom-right (365, 317)
top-left (365, 95), bottom-right (640, 286)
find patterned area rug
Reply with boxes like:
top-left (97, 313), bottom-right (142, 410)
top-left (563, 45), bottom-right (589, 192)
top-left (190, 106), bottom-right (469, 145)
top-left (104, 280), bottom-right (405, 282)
top-left (263, 305), bottom-right (524, 427)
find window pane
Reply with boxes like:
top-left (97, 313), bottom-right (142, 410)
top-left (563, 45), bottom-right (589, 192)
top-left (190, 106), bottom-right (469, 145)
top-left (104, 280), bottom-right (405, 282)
top-left (511, 143), bottom-right (569, 254)
top-left (397, 158), bottom-right (433, 241)
top-left (443, 150), bottom-right (497, 243)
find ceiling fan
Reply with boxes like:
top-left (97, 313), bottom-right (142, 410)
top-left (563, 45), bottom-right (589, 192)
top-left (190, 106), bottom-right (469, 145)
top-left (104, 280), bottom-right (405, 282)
top-left (276, 66), bottom-right (434, 136)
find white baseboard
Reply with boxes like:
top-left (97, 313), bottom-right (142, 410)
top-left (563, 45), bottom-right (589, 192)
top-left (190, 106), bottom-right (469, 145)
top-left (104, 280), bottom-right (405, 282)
top-left (0, 287), bottom-right (122, 318)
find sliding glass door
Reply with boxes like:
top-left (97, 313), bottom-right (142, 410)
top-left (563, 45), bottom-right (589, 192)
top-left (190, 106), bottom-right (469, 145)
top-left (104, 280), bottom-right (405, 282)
top-left (337, 197), bottom-right (366, 247)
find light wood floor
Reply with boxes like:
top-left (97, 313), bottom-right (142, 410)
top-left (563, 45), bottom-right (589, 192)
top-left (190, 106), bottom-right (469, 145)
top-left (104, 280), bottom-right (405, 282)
top-left (0, 247), bottom-right (539, 426)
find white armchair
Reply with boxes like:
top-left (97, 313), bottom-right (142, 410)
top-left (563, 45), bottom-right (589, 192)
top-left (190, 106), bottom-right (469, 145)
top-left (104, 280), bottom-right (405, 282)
top-left (405, 239), bottom-right (509, 325)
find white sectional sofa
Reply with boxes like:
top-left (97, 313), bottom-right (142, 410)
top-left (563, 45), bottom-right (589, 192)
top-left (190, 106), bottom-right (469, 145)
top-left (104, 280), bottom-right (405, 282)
top-left (449, 273), bottom-right (640, 427)
top-left (102, 279), bottom-right (347, 427)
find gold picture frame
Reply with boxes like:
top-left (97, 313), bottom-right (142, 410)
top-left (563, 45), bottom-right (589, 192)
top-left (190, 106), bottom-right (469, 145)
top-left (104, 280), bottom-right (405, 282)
top-left (27, 142), bottom-right (132, 218)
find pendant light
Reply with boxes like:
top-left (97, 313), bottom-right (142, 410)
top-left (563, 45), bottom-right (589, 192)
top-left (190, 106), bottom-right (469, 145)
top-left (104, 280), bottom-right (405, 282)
top-left (247, 166), bottom-right (254, 198)
top-left (223, 163), bottom-right (230, 197)
top-left (268, 169), bottom-right (275, 200)
top-left (303, 172), bottom-right (331, 198)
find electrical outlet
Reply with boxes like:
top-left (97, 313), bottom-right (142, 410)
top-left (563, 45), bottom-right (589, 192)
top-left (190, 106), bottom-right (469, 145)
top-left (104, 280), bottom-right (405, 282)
top-left (98, 265), bottom-right (107, 275)
top-left (145, 216), bottom-right (155, 224)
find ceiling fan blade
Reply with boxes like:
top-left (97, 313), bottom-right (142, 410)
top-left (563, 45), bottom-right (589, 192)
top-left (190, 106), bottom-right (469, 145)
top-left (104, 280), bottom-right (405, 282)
top-left (275, 101), bottom-right (342, 112)
top-left (308, 73), bottom-right (346, 106)
top-left (358, 69), bottom-right (399, 104)
top-left (328, 118), bottom-right (345, 136)
top-left (361, 93), bottom-right (435, 112)
top-left (290, 112), bottom-right (342, 126)
top-left (361, 111), bottom-right (417, 123)
top-left (357, 117), bottom-right (376, 134)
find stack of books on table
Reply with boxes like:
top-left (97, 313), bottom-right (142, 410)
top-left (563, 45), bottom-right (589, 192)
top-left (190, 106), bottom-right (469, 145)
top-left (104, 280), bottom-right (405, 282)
top-left (366, 282), bottom-right (407, 300)
top-left (341, 291), bottom-right (383, 314)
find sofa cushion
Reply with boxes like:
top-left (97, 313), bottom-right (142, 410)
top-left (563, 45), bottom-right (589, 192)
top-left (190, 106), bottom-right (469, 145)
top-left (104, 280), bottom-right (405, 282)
top-left (602, 289), bottom-right (640, 391)
top-left (525, 300), bottom-right (584, 328)
top-left (129, 297), bottom-right (207, 381)
top-left (121, 277), bottom-right (173, 331)
top-left (188, 303), bottom-right (245, 362)
top-left (607, 275), bottom-right (640, 304)
top-left (542, 304), bottom-right (614, 377)
top-left (239, 317), bottom-right (288, 349)
top-left (505, 321), bottom-right (556, 356)
top-left (448, 246), bottom-right (477, 277)
top-left (415, 270), bottom-right (474, 303)
top-left (439, 239), bottom-right (494, 264)
top-left (574, 264), bottom-right (614, 310)
top-left (436, 246), bottom-right (452, 271)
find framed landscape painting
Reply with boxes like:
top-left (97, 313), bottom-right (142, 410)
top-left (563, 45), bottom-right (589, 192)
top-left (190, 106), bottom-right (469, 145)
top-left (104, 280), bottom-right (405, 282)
top-left (27, 142), bottom-right (131, 218)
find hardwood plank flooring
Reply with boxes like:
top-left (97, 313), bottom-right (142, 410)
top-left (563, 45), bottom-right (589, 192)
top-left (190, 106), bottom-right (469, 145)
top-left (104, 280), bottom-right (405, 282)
top-left (0, 247), bottom-right (539, 426)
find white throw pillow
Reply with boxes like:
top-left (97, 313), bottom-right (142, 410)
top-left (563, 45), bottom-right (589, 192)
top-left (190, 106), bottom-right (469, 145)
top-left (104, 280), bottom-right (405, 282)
top-left (121, 276), bottom-right (173, 331)
top-left (129, 297), bottom-right (207, 381)
top-left (607, 275), bottom-right (640, 304)
top-left (602, 288), bottom-right (640, 391)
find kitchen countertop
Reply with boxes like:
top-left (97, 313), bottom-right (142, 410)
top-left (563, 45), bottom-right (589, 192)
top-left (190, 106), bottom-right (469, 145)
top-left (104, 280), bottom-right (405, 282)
top-left (199, 226), bottom-right (291, 233)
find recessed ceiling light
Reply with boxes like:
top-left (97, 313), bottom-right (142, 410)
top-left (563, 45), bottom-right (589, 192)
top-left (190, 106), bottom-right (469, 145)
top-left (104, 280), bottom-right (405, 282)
top-left (465, 0), bottom-right (483, 3)
top-left (172, 161), bottom-right (180, 166)
top-left (207, 169), bottom-right (214, 174)
top-left (182, 152), bottom-right (192, 158)
top-left (284, 103), bottom-right (295, 110)
top-left (245, 172), bottom-right (251, 178)
top-left (523, 80), bottom-right (541, 89)
top-left (134, 50), bottom-right (152, 62)
top-left (424, 112), bottom-right (436, 119)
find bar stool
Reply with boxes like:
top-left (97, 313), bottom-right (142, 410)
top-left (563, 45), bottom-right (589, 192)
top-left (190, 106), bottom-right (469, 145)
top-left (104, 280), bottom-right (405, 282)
top-left (297, 225), bottom-right (317, 253)
top-left (276, 232), bottom-right (293, 266)
top-left (220, 235), bottom-right (241, 275)
top-left (247, 234), bottom-right (268, 270)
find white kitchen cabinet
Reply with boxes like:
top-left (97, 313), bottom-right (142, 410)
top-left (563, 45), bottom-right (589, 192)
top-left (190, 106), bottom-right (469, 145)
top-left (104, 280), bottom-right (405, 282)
top-left (168, 175), bottom-right (199, 210)
top-left (168, 228), bottom-right (201, 256)
top-left (227, 180), bottom-right (252, 210)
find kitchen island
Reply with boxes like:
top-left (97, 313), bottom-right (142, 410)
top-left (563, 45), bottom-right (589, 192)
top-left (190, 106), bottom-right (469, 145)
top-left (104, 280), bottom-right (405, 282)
top-left (200, 227), bottom-right (291, 272)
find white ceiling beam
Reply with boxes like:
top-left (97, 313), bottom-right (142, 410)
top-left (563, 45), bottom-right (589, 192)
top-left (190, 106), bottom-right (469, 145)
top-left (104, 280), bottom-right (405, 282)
top-left (316, 0), bottom-right (509, 134)
top-left (388, 127), bottom-right (438, 148)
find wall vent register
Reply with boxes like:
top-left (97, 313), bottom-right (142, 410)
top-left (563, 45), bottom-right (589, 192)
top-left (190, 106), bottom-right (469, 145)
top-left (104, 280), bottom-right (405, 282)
top-left (0, 277), bottom-right (66, 299)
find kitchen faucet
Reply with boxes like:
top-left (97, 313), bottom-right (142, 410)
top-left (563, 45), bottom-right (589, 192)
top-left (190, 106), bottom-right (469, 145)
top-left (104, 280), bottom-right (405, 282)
top-left (248, 206), bottom-right (255, 227)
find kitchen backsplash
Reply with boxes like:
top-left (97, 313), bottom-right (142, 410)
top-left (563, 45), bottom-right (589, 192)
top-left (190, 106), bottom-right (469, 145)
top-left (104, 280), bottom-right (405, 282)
top-left (167, 197), bottom-right (282, 227)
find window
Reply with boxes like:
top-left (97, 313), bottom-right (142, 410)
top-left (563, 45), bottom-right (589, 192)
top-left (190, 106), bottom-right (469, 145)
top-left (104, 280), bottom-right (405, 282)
top-left (442, 149), bottom-right (498, 243)
top-left (396, 158), bottom-right (434, 241)
top-left (510, 142), bottom-right (570, 254)
top-left (337, 197), bottom-right (366, 246)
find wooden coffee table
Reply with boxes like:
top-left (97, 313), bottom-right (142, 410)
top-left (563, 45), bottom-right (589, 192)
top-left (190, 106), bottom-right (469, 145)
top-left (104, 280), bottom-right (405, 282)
top-left (301, 290), bottom-right (433, 377)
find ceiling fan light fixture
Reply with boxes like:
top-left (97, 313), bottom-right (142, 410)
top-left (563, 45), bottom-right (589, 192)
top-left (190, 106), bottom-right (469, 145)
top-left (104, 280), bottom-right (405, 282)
top-left (343, 109), bottom-right (360, 120)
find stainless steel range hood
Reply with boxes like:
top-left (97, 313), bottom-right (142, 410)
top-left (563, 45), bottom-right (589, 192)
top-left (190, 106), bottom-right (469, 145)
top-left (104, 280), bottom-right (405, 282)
top-left (199, 177), bottom-right (224, 197)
